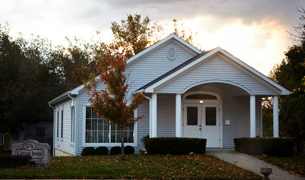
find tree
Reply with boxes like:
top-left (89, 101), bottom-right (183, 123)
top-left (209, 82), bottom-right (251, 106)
top-left (85, 47), bottom-right (145, 160)
top-left (111, 14), bottom-right (201, 57)
top-left (268, 8), bottom-right (305, 153)
top-left (172, 18), bottom-right (199, 48)
top-left (261, 97), bottom-right (273, 137)
top-left (111, 14), bottom-right (162, 56)
top-left (0, 24), bottom-right (64, 133)
top-left (49, 37), bottom-right (101, 90)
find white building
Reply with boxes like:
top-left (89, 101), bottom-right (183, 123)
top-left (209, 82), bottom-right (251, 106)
top-left (49, 34), bottom-right (290, 156)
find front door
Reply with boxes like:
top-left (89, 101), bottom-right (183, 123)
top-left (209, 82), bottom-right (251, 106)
top-left (184, 104), bottom-right (220, 148)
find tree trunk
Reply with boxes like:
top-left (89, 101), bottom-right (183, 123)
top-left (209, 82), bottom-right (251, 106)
top-left (120, 124), bottom-right (125, 160)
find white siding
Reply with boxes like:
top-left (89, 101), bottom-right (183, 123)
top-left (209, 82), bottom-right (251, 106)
top-left (181, 86), bottom-right (263, 148)
top-left (137, 99), bottom-right (150, 152)
top-left (75, 84), bottom-right (99, 155)
top-left (54, 99), bottom-right (75, 155)
top-left (157, 94), bottom-right (176, 137)
top-left (74, 40), bottom-right (197, 155)
top-left (156, 54), bottom-right (278, 95)
top-left (126, 40), bottom-right (197, 102)
top-left (69, 39), bottom-right (269, 152)
top-left (221, 93), bottom-right (262, 148)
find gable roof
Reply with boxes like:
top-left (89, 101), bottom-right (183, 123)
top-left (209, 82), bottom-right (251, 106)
top-left (49, 34), bottom-right (291, 106)
top-left (49, 34), bottom-right (201, 105)
top-left (137, 51), bottom-right (209, 91)
top-left (127, 33), bottom-right (201, 64)
top-left (137, 47), bottom-right (291, 95)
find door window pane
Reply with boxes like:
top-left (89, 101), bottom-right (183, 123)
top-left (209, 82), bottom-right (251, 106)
top-left (206, 107), bottom-right (216, 125)
top-left (187, 107), bottom-right (198, 125)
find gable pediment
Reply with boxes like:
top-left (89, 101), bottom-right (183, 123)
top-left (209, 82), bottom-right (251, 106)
top-left (139, 48), bottom-right (290, 96)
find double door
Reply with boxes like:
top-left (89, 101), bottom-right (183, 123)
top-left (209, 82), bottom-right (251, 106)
top-left (184, 104), bottom-right (220, 148)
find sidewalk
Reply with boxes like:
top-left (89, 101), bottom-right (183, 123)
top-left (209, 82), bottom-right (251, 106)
top-left (206, 149), bottom-right (305, 180)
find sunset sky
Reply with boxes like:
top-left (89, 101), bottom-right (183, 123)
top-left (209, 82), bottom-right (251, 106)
top-left (0, 0), bottom-right (304, 75)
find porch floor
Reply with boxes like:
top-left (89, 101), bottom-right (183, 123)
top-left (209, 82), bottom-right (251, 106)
top-left (206, 149), bottom-right (304, 180)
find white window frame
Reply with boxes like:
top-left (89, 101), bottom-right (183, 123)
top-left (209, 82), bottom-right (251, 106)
top-left (61, 110), bottom-right (64, 139)
top-left (82, 105), bottom-right (138, 147)
top-left (70, 106), bottom-right (75, 143)
top-left (56, 110), bottom-right (59, 140)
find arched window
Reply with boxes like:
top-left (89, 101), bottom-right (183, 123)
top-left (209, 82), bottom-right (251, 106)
top-left (185, 94), bottom-right (217, 100)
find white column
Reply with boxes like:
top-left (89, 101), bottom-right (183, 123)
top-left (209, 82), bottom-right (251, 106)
top-left (149, 98), bottom-right (152, 138)
top-left (250, 95), bottom-right (256, 138)
top-left (175, 94), bottom-right (182, 137)
top-left (273, 96), bottom-right (279, 138)
top-left (151, 93), bottom-right (157, 137)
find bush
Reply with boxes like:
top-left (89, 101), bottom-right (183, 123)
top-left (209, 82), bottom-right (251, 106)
top-left (234, 138), bottom-right (293, 157)
top-left (125, 146), bottom-right (135, 154)
top-left (110, 146), bottom-right (121, 155)
top-left (96, 146), bottom-right (108, 155)
top-left (81, 147), bottom-right (96, 156)
top-left (145, 137), bottom-right (206, 155)
top-left (0, 155), bottom-right (32, 168)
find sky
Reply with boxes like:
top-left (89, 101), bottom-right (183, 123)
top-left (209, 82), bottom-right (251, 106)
top-left (0, 0), bottom-right (304, 75)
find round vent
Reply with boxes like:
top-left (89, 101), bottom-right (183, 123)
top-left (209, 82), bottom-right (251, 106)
top-left (167, 47), bottom-right (177, 60)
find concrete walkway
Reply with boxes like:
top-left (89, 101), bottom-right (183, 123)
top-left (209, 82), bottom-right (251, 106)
top-left (206, 149), bottom-right (305, 180)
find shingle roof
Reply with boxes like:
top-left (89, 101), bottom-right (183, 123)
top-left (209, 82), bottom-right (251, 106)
top-left (137, 50), bottom-right (210, 91)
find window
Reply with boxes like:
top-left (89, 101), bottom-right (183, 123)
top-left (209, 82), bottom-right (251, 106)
top-left (71, 107), bottom-right (75, 142)
top-left (186, 94), bottom-right (217, 99)
top-left (85, 107), bottom-right (135, 144)
top-left (206, 107), bottom-right (216, 126)
top-left (61, 110), bottom-right (63, 138)
top-left (187, 107), bottom-right (198, 125)
top-left (167, 47), bottom-right (177, 60)
top-left (57, 111), bottom-right (59, 138)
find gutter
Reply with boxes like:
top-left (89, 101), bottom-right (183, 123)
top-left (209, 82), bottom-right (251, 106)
top-left (48, 102), bottom-right (54, 109)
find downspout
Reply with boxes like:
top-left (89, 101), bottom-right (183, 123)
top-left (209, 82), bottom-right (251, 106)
top-left (144, 95), bottom-right (152, 138)
top-left (48, 102), bottom-right (55, 156)
top-left (68, 92), bottom-right (77, 156)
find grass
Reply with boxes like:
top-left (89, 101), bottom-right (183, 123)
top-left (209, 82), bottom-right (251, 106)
top-left (0, 154), bottom-right (262, 179)
top-left (254, 155), bottom-right (305, 177)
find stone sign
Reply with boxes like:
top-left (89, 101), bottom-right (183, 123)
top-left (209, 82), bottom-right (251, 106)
top-left (12, 139), bottom-right (50, 167)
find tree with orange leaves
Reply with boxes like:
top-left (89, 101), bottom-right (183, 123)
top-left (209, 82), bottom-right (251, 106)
top-left (85, 47), bottom-right (145, 160)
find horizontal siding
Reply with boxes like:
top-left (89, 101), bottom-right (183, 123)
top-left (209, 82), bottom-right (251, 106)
top-left (54, 99), bottom-right (75, 155)
top-left (74, 40), bottom-right (196, 154)
top-left (75, 83), bottom-right (103, 155)
top-left (126, 40), bottom-right (197, 102)
top-left (222, 95), bottom-right (262, 148)
top-left (222, 95), bottom-right (250, 148)
top-left (157, 94), bottom-right (176, 137)
top-left (137, 99), bottom-right (149, 152)
top-left (157, 54), bottom-right (277, 95)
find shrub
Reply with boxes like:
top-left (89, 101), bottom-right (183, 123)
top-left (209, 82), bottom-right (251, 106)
top-left (81, 147), bottom-right (96, 156)
top-left (234, 138), bottom-right (293, 157)
top-left (125, 146), bottom-right (135, 154)
top-left (145, 137), bottom-right (206, 155)
top-left (110, 146), bottom-right (121, 155)
top-left (0, 155), bottom-right (32, 168)
top-left (96, 146), bottom-right (108, 155)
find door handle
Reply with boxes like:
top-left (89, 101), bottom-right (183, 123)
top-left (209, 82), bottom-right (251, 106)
top-left (199, 128), bottom-right (202, 130)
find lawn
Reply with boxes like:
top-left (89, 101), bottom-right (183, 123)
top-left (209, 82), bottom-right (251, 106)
top-left (254, 155), bottom-right (305, 177)
top-left (0, 154), bottom-right (262, 179)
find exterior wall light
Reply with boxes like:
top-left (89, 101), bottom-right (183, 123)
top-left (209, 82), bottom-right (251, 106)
top-left (200, 100), bottom-right (203, 103)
